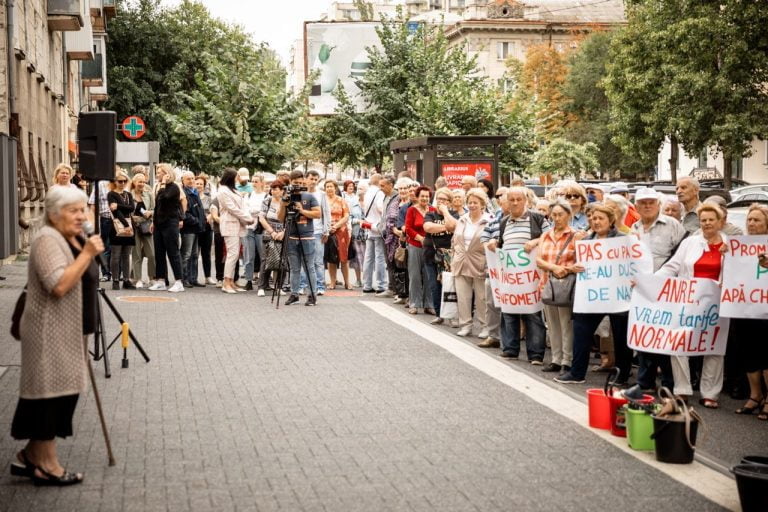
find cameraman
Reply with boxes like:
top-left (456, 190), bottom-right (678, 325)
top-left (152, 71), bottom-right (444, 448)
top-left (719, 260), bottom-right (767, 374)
top-left (278, 170), bottom-right (321, 306)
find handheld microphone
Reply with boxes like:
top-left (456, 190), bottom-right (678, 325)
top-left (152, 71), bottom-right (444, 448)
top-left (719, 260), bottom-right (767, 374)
top-left (82, 221), bottom-right (109, 269)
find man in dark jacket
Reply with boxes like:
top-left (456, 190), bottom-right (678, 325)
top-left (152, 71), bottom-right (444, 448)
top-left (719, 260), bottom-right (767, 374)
top-left (180, 171), bottom-right (206, 287)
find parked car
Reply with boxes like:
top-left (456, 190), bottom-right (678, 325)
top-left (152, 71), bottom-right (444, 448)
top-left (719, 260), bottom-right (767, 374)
top-left (730, 184), bottom-right (768, 202)
top-left (726, 198), bottom-right (768, 233)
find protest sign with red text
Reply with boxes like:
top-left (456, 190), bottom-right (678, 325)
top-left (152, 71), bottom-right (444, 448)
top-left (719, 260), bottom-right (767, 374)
top-left (627, 274), bottom-right (729, 356)
top-left (486, 246), bottom-right (542, 314)
top-left (720, 235), bottom-right (768, 319)
top-left (574, 237), bottom-right (653, 313)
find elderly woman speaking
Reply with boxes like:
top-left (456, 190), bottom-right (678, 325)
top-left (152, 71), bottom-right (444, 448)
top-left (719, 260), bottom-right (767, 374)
top-left (11, 186), bottom-right (104, 486)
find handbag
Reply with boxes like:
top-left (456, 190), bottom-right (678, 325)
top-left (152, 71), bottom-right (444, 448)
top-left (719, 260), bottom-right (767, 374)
top-left (394, 242), bottom-right (407, 269)
top-left (10, 286), bottom-right (27, 340)
top-left (541, 232), bottom-right (576, 307)
top-left (324, 233), bottom-right (340, 265)
top-left (112, 215), bottom-right (134, 237)
top-left (440, 271), bottom-right (458, 319)
top-left (264, 239), bottom-right (286, 271)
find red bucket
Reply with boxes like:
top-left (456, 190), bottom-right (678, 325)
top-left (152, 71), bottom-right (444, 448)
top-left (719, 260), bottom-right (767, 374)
top-left (587, 369), bottom-right (621, 430)
top-left (587, 388), bottom-right (612, 429)
top-left (610, 394), bottom-right (655, 437)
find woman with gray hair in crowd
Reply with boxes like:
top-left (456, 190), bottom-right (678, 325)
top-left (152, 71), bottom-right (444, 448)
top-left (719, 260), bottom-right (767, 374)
top-left (10, 186), bottom-right (103, 486)
top-left (604, 194), bottom-right (631, 234)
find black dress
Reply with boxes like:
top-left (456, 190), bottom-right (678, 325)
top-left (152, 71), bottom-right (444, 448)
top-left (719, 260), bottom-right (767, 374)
top-left (10, 239), bottom-right (97, 440)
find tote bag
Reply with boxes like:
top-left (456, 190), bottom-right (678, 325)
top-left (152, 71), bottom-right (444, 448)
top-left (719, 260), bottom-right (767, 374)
top-left (440, 271), bottom-right (458, 319)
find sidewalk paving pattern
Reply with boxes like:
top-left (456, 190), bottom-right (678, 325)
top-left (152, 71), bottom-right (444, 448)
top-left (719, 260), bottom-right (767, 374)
top-left (0, 261), bottom-right (749, 511)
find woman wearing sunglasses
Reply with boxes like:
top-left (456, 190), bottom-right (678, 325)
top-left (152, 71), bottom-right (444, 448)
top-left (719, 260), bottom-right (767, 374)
top-left (107, 170), bottom-right (136, 290)
top-left (561, 185), bottom-right (589, 231)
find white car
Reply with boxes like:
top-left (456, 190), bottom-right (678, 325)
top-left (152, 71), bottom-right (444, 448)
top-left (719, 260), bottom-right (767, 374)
top-left (730, 184), bottom-right (768, 201)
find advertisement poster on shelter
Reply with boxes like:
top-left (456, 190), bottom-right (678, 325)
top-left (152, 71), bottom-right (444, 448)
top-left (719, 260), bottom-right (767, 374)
top-left (441, 162), bottom-right (493, 189)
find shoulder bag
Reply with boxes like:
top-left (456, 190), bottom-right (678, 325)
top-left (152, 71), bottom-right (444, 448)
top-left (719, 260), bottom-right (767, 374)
top-left (541, 232), bottom-right (576, 307)
top-left (356, 191), bottom-right (381, 243)
top-left (111, 212), bottom-right (134, 237)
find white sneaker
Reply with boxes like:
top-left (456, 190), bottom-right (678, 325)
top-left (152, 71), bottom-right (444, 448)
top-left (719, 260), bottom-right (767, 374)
top-left (168, 281), bottom-right (185, 293)
top-left (317, 290), bottom-right (325, 296)
top-left (207, 277), bottom-right (218, 285)
top-left (215, 280), bottom-right (223, 288)
top-left (456, 327), bottom-right (472, 337)
top-left (298, 288), bottom-right (305, 295)
top-left (148, 282), bottom-right (167, 291)
top-left (135, 281), bottom-right (144, 289)
top-left (477, 329), bottom-right (490, 339)
top-left (236, 278), bottom-right (247, 288)
top-left (257, 289), bottom-right (265, 297)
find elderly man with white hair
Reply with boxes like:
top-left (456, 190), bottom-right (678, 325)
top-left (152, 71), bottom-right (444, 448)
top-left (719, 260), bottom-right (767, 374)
top-left (624, 187), bottom-right (686, 399)
top-left (675, 176), bottom-right (703, 233)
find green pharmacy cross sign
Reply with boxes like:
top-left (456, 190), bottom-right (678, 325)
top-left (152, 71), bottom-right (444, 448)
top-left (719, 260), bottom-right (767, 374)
top-left (121, 116), bottom-right (146, 139)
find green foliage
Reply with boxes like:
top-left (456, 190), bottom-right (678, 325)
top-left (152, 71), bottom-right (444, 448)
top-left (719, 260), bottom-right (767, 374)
top-left (605, 0), bottom-right (768, 186)
top-left (107, 0), bottom-right (307, 173)
top-left (528, 139), bottom-right (599, 179)
top-left (562, 31), bottom-right (655, 179)
top-left (311, 7), bottom-right (534, 176)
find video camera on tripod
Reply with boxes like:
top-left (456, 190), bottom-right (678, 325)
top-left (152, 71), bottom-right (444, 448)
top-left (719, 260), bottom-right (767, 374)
top-left (282, 184), bottom-right (308, 209)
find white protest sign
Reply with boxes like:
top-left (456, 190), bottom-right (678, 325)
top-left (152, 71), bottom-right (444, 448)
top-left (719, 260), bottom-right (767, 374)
top-left (574, 236), bottom-right (653, 313)
top-left (486, 245), bottom-right (543, 314)
top-left (720, 235), bottom-right (768, 319)
top-left (627, 274), bottom-right (730, 356)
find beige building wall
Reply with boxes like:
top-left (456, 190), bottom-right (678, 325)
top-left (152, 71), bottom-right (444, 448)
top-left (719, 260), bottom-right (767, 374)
top-left (1, 0), bottom-right (112, 253)
top-left (657, 139), bottom-right (768, 185)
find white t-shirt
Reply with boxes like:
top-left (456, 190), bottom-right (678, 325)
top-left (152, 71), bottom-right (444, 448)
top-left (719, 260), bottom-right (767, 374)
top-left (362, 186), bottom-right (384, 235)
top-left (246, 191), bottom-right (266, 230)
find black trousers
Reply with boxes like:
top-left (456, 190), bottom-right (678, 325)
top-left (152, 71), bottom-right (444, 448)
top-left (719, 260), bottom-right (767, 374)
top-left (153, 221), bottom-right (183, 285)
top-left (198, 229), bottom-right (213, 279)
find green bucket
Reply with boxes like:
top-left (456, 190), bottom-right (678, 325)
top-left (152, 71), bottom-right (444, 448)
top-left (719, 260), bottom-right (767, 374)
top-left (626, 405), bottom-right (656, 451)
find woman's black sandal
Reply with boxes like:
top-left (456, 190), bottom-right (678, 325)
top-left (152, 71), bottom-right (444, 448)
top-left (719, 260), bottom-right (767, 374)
top-left (9, 450), bottom-right (35, 478)
top-left (735, 397), bottom-right (764, 415)
top-left (758, 403), bottom-right (768, 421)
top-left (31, 466), bottom-right (84, 486)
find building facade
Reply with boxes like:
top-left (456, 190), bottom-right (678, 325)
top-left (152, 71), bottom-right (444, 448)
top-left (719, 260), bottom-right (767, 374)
top-left (0, 0), bottom-right (114, 260)
top-left (657, 139), bottom-right (768, 184)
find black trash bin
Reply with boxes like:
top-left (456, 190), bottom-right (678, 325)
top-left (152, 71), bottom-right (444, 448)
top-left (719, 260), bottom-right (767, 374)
top-left (731, 463), bottom-right (768, 512)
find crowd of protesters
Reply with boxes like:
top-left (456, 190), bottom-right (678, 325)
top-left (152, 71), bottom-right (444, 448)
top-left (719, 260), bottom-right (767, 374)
top-left (80, 164), bottom-right (768, 417)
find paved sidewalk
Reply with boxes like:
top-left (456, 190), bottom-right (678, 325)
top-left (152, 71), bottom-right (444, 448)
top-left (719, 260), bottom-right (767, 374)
top-left (0, 261), bottom-right (745, 511)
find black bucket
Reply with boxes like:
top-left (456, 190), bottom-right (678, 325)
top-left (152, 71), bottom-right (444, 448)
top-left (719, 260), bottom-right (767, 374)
top-left (741, 455), bottom-right (768, 467)
top-left (651, 415), bottom-right (698, 464)
top-left (731, 464), bottom-right (768, 512)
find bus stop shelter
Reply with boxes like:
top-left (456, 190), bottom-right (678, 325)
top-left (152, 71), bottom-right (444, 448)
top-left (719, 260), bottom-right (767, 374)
top-left (390, 135), bottom-right (508, 188)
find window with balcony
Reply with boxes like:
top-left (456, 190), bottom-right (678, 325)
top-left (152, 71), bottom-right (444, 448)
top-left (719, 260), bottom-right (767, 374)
top-left (47, 0), bottom-right (84, 31)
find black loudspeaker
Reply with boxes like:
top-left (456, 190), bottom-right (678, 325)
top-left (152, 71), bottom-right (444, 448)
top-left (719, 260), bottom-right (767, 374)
top-left (78, 111), bottom-right (116, 180)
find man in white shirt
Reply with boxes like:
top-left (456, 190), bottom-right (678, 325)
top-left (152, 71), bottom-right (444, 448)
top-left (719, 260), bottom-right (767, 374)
top-left (362, 173), bottom-right (387, 292)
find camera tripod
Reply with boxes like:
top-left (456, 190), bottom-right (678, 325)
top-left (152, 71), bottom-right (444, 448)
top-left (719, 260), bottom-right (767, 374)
top-left (89, 177), bottom-right (150, 377)
top-left (271, 207), bottom-right (316, 308)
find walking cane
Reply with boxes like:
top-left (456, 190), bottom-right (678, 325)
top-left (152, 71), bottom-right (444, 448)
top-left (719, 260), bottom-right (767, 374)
top-left (87, 358), bottom-right (116, 466)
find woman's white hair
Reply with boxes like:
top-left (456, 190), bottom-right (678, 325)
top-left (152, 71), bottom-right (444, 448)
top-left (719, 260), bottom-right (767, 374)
top-left (44, 186), bottom-right (88, 226)
top-left (605, 194), bottom-right (629, 220)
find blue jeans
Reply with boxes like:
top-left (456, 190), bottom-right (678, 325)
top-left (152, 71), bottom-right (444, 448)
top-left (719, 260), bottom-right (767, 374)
top-left (572, 313), bottom-right (631, 381)
top-left (500, 313), bottom-right (546, 361)
top-left (288, 238), bottom-right (316, 296)
top-left (99, 216), bottom-right (112, 277)
top-left (180, 232), bottom-right (198, 284)
top-left (362, 236), bottom-right (387, 291)
top-left (300, 233), bottom-right (325, 293)
top-left (424, 261), bottom-right (442, 316)
top-left (242, 229), bottom-right (258, 281)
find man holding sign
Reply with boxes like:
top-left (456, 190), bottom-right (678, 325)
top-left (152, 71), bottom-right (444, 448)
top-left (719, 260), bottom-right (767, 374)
top-left (485, 187), bottom-right (549, 362)
top-left (623, 187), bottom-right (685, 399)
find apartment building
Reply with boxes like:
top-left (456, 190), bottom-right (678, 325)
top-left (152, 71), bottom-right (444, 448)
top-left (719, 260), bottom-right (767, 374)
top-left (0, 0), bottom-right (115, 259)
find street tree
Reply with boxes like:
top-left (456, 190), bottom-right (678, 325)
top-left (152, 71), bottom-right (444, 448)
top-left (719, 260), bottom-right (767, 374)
top-left (528, 138), bottom-right (599, 180)
top-left (605, 0), bottom-right (768, 188)
top-left (562, 30), bottom-right (655, 179)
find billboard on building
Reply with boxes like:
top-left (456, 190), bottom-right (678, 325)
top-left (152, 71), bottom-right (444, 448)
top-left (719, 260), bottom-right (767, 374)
top-left (440, 162), bottom-right (493, 189)
top-left (304, 22), bottom-right (382, 116)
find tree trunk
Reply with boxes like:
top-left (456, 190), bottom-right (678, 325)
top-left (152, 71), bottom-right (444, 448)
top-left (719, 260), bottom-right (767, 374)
top-left (723, 152), bottom-right (732, 191)
top-left (668, 135), bottom-right (678, 183)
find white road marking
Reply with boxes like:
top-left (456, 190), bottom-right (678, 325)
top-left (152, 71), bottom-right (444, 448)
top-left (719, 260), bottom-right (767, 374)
top-left (363, 301), bottom-right (739, 511)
